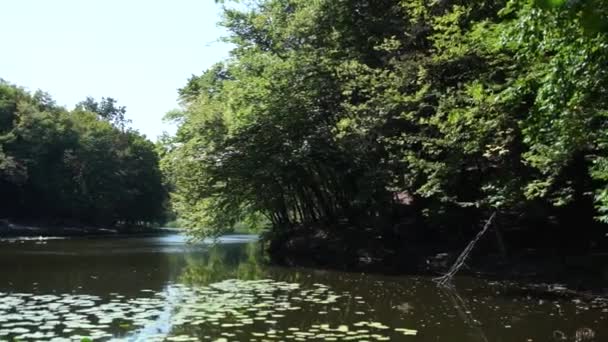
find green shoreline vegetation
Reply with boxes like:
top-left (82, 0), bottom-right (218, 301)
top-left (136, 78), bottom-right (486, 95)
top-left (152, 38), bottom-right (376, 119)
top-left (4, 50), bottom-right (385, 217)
top-left (3, 1), bottom-right (608, 341)
top-left (2, 0), bottom-right (608, 275)
top-left (0, 83), bottom-right (167, 227)
top-left (162, 0), bottom-right (608, 265)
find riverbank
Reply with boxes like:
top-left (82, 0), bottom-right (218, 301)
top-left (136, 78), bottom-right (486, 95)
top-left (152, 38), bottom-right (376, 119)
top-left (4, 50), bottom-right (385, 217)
top-left (266, 223), bottom-right (608, 297)
top-left (0, 219), bottom-right (178, 238)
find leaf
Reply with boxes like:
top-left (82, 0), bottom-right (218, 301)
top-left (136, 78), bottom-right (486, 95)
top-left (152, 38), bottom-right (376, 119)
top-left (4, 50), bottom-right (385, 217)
top-left (535, 0), bottom-right (567, 9)
top-left (395, 328), bottom-right (418, 335)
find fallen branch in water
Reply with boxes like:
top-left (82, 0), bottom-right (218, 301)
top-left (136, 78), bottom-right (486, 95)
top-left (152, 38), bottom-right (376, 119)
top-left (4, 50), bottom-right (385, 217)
top-left (434, 212), bottom-right (497, 287)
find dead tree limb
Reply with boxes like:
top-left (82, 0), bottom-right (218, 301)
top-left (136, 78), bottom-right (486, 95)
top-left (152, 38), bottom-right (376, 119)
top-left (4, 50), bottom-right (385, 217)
top-left (434, 211), bottom-right (497, 287)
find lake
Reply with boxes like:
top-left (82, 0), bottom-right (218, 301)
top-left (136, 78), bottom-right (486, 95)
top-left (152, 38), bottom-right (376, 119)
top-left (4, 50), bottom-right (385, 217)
top-left (0, 234), bottom-right (605, 341)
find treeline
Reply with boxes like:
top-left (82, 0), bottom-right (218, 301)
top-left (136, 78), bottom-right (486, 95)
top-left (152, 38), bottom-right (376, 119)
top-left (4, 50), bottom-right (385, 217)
top-left (0, 80), bottom-right (166, 225)
top-left (163, 0), bottom-right (608, 244)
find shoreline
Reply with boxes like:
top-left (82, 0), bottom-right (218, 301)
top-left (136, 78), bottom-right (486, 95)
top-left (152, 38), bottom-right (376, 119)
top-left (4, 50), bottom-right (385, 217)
top-left (0, 219), bottom-right (179, 238)
top-left (3, 219), bottom-right (606, 299)
top-left (268, 249), bottom-right (608, 299)
top-left (265, 226), bottom-right (608, 298)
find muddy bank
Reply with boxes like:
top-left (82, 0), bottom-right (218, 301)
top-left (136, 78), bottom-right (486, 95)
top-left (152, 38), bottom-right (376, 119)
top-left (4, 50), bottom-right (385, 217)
top-left (0, 219), bottom-right (177, 238)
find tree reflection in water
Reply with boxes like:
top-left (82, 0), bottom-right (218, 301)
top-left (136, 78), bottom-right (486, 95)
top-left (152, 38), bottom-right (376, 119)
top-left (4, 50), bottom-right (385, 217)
top-left (179, 242), bottom-right (266, 286)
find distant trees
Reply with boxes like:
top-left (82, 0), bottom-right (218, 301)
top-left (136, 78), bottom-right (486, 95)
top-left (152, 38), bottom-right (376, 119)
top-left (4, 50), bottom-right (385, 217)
top-left (76, 97), bottom-right (131, 130)
top-left (163, 0), bottom-right (608, 240)
top-left (0, 80), bottom-right (166, 225)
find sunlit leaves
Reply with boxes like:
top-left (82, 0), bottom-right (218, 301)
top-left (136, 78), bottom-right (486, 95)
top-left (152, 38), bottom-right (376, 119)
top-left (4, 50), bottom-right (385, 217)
top-left (166, 0), bottom-right (608, 237)
top-left (535, 0), bottom-right (566, 9)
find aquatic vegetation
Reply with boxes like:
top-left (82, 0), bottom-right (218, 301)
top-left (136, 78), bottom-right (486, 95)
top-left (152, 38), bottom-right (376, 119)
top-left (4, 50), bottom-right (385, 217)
top-left (0, 279), bottom-right (416, 341)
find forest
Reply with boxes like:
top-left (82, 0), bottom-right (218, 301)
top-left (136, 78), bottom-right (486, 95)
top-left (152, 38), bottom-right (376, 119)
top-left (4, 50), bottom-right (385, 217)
top-left (161, 0), bottom-right (608, 263)
top-left (2, 0), bottom-right (608, 263)
top-left (0, 81), bottom-right (166, 226)
top-left (2, 1), bottom-right (608, 341)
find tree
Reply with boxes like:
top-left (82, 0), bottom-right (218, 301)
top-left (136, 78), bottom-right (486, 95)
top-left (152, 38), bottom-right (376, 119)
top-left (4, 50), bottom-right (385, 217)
top-left (165, 0), bottom-right (608, 250)
top-left (0, 80), bottom-right (166, 226)
top-left (76, 96), bottom-right (131, 130)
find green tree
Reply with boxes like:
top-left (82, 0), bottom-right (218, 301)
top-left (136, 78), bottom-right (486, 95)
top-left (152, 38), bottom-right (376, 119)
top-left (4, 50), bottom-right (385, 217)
top-left (165, 0), bottom-right (608, 250)
top-left (0, 79), bottom-right (166, 226)
top-left (76, 96), bottom-right (131, 130)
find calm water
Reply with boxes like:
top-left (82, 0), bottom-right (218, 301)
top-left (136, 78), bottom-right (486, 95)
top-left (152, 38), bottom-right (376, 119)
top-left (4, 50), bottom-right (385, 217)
top-left (0, 234), bottom-right (606, 341)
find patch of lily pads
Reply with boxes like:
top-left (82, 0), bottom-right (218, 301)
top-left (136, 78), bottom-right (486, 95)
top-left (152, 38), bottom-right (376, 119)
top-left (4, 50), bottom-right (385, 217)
top-left (0, 279), bottom-right (417, 341)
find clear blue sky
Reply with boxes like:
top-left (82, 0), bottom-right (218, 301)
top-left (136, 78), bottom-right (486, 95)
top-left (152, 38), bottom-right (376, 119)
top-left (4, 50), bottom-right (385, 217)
top-left (0, 0), bottom-right (232, 140)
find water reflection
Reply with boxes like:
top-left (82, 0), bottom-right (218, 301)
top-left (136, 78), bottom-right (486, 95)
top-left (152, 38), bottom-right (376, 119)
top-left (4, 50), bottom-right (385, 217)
top-left (438, 286), bottom-right (489, 342)
top-left (0, 235), bottom-right (605, 341)
top-left (169, 243), bottom-right (607, 342)
top-left (179, 243), bottom-right (265, 286)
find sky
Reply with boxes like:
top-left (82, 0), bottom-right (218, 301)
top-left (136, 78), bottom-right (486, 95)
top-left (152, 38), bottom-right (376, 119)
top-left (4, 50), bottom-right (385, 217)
top-left (0, 0), bottom-right (232, 140)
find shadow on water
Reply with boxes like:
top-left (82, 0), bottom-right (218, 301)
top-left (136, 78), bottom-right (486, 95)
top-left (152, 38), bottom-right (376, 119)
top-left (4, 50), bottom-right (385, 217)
top-left (168, 243), bottom-right (606, 341)
top-left (0, 234), bottom-right (605, 341)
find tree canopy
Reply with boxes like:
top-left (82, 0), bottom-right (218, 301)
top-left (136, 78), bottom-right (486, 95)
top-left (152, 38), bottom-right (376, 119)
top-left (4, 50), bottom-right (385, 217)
top-left (163, 0), bottom-right (608, 240)
top-left (0, 80), bottom-right (166, 225)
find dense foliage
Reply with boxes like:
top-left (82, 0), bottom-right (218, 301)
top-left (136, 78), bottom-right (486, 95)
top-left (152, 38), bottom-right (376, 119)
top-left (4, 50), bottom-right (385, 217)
top-left (0, 80), bottom-right (166, 225)
top-left (164, 0), bottom-right (608, 242)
